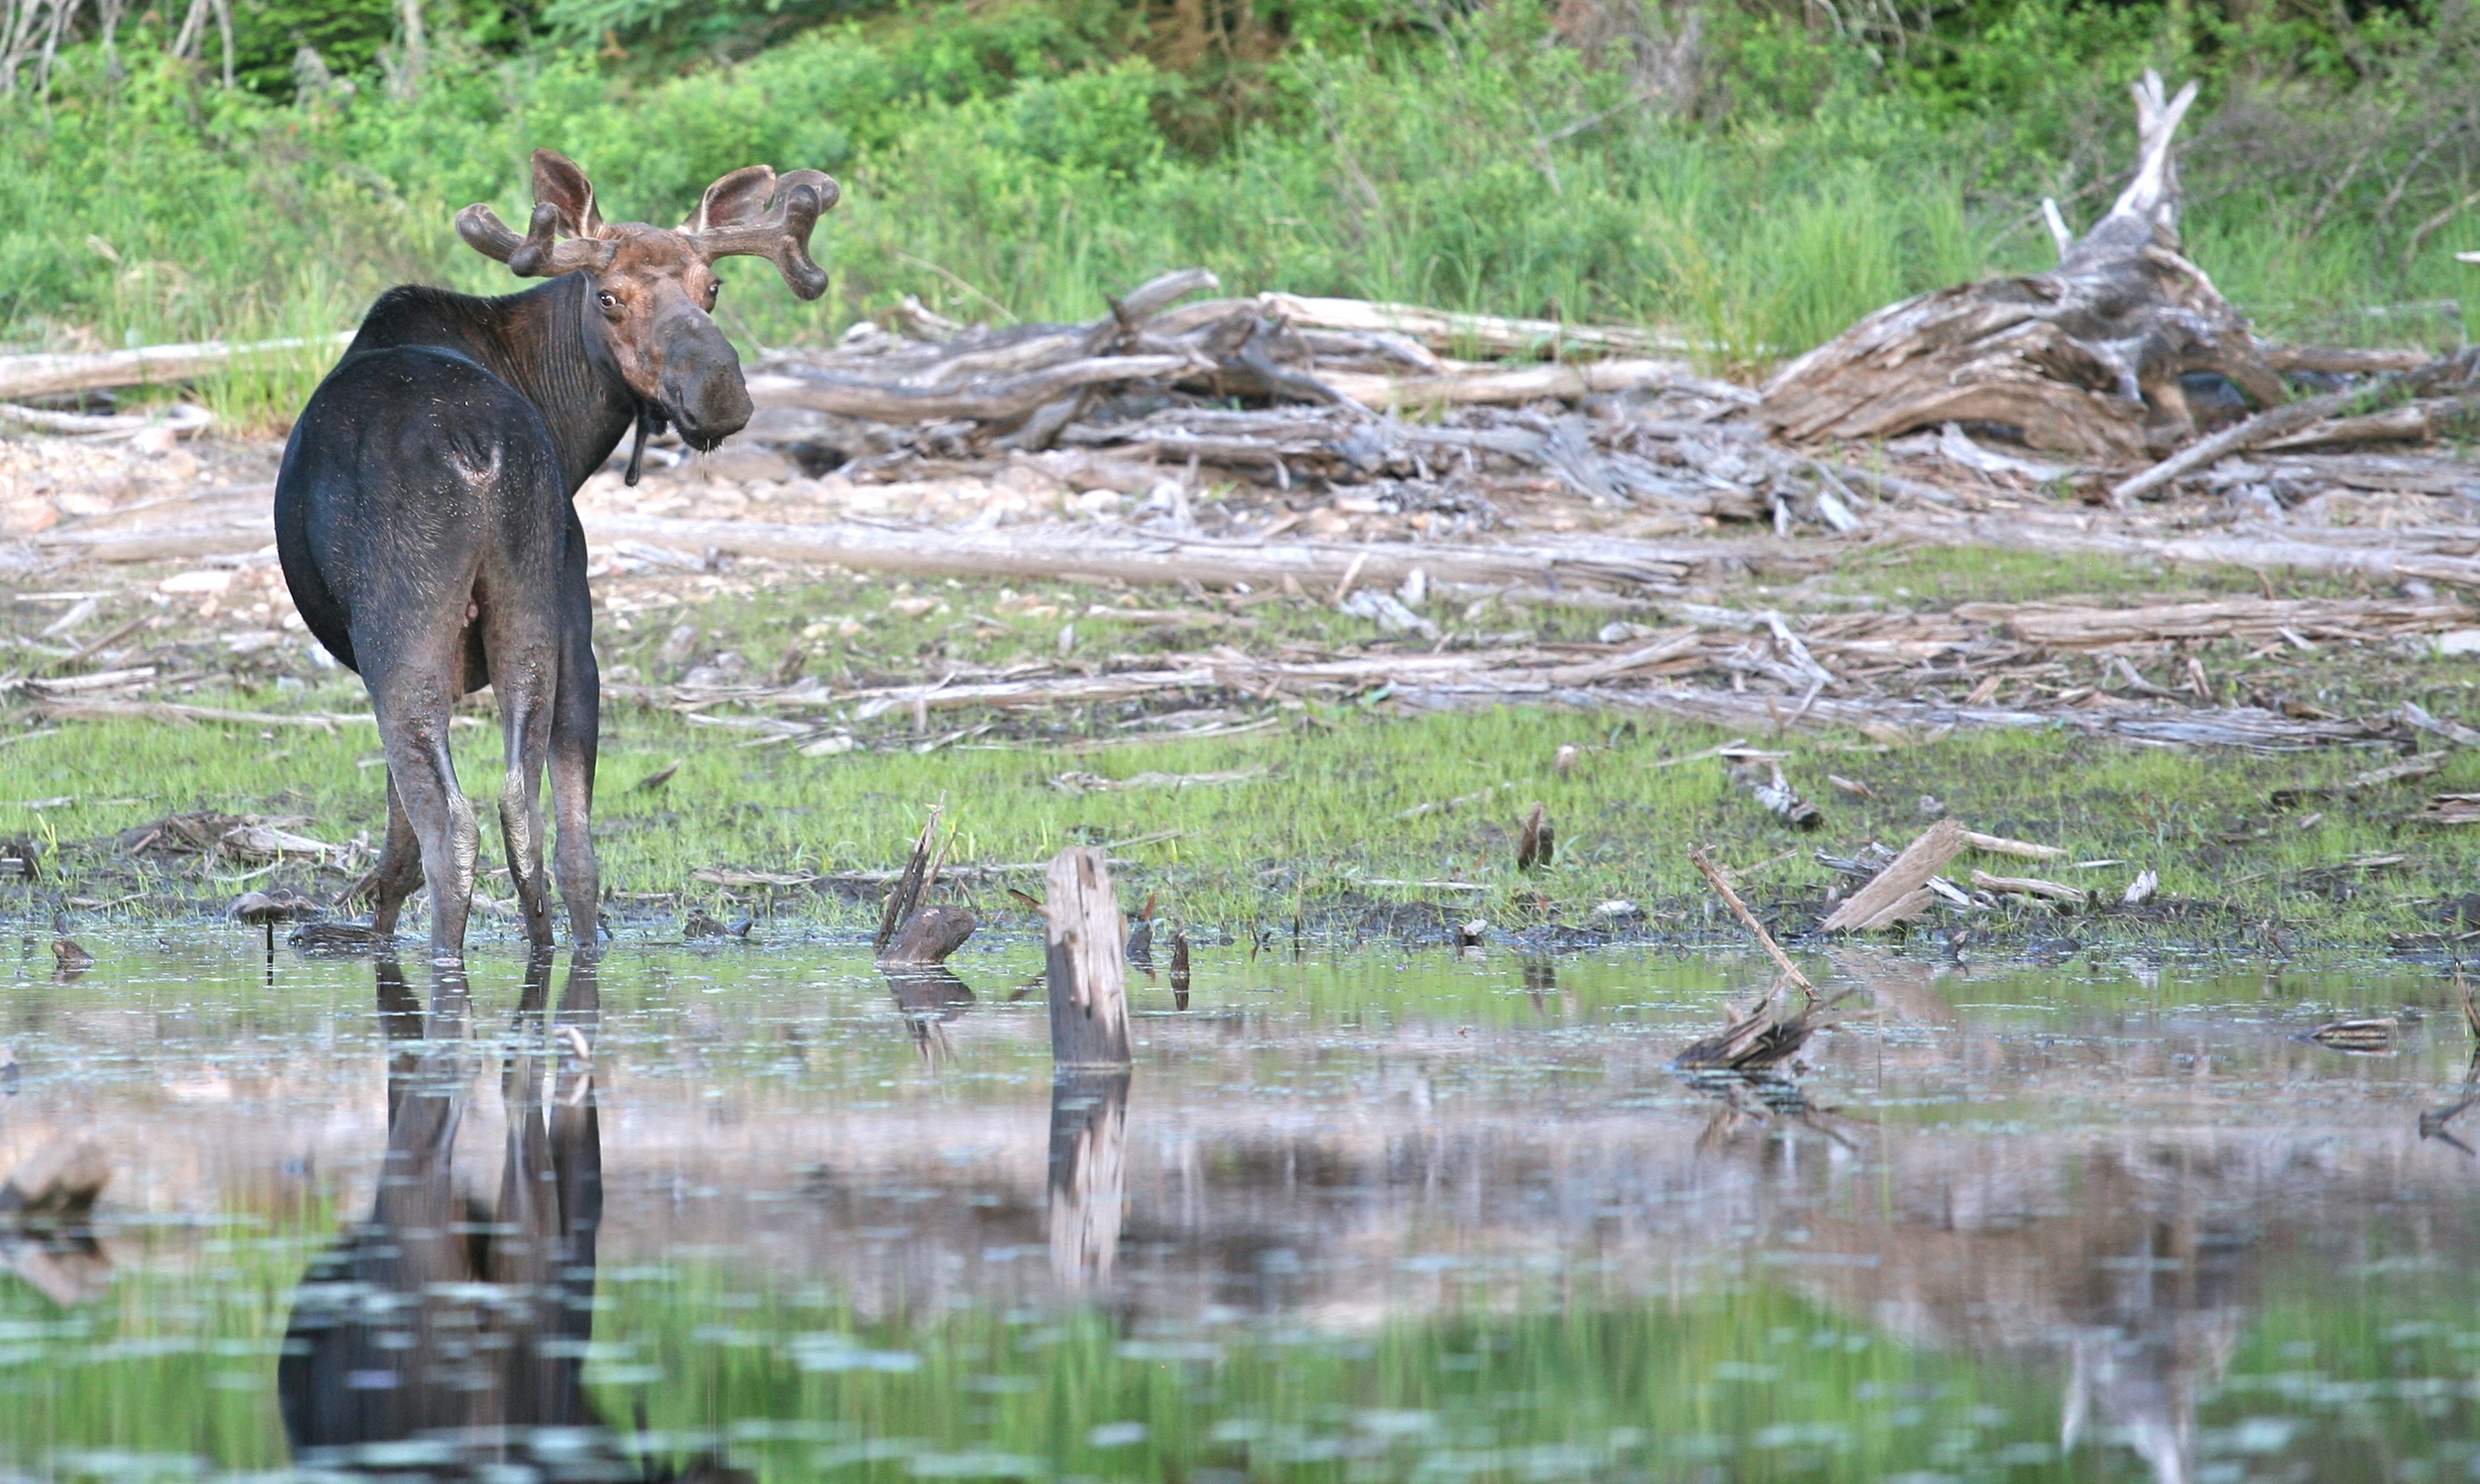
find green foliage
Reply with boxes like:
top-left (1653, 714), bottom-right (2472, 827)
top-left (3, 0), bottom-right (2479, 398)
top-left (226, 0), bottom-right (399, 95)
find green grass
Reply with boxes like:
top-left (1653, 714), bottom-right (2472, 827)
top-left (5, 571), bottom-right (2480, 948)
top-left (15, 1228), bottom-right (2480, 1481)
top-left (11, 1), bottom-right (2480, 431)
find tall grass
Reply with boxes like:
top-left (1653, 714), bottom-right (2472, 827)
top-left (8, 2), bottom-right (2480, 428)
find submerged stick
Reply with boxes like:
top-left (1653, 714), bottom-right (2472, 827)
top-left (1688, 846), bottom-right (1815, 997)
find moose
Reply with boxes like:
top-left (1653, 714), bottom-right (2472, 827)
top-left (275, 150), bottom-right (836, 959)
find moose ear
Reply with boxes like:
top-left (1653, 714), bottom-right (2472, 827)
top-left (530, 149), bottom-right (604, 238)
top-left (686, 166), bottom-right (778, 233)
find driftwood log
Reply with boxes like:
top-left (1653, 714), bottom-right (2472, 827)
top-left (0, 332), bottom-right (350, 402)
top-left (1759, 72), bottom-right (2285, 461)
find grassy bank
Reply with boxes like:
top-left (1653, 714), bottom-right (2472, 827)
top-left (7, 0), bottom-right (2480, 430)
top-left (6, 560), bottom-right (2480, 951)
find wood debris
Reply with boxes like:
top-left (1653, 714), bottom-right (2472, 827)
top-left (1820, 819), bottom-right (1970, 932)
top-left (1968, 869), bottom-right (2089, 907)
top-left (2306, 1017), bottom-right (2399, 1053)
top-left (1760, 74), bottom-right (2282, 461)
top-left (1688, 846), bottom-right (1815, 997)
top-left (2411, 794), bottom-right (2480, 825)
top-left (874, 805), bottom-right (976, 967)
top-left (1674, 986), bottom-right (1856, 1071)
top-left (1963, 831), bottom-right (2068, 860)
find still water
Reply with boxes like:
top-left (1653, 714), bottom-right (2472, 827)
top-left (0, 933), bottom-right (2476, 1482)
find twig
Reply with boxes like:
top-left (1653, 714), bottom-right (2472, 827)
top-left (1689, 846), bottom-right (1815, 999)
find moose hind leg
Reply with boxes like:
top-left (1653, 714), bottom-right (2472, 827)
top-left (548, 587), bottom-right (602, 947)
top-left (486, 618), bottom-right (559, 949)
top-left (364, 652), bottom-right (481, 961)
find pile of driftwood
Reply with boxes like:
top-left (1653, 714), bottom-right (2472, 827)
top-left (706, 69), bottom-right (2480, 534)
top-left (734, 269), bottom-right (1909, 534)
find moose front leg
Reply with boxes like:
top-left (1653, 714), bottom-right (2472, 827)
top-left (362, 776), bottom-right (425, 937)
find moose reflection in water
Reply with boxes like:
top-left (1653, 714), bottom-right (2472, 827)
top-left (278, 950), bottom-right (729, 1480)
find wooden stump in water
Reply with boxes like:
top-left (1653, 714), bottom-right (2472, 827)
top-left (874, 804), bottom-right (976, 967)
top-left (879, 904), bottom-right (977, 966)
top-left (1045, 846), bottom-right (1132, 1068)
top-left (1046, 1069), bottom-right (1131, 1290)
top-left (1758, 72), bottom-right (2285, 461)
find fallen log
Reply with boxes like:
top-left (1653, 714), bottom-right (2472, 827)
top-left (577, 513), bottom-right (1752, 596)
top-left (1969, 869), bottom-right (2088, 906)
top-left (1252, 293), bottom-right (1685, 360)
top-left (1892, 510), bottom-right (2480, 592)
top-left (1950, 596), bottom-right (2467, 647)
top-left (0, 333), bottom-right (351, 402)
top-left (748, 354), bottom-right (1194, 424)
top-left (2259, 345), bottom-right (2436, 375)
top-left (1324, 358), bottom-right (1748, 412)
top-left (2108, 388), bottom-right (2361, 505)
top-left (0, 401), bottom-right (213, 438)
top-left (1761, 72), bottom-right (2285, 460)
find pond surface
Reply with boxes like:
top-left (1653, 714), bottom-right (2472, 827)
top-left (0, 933), bottom-right (2476, 1482)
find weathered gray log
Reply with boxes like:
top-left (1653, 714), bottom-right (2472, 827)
top-left (0, 333), bottom-right (350, 402)
top-left (579, 514), bottom-right (1743, 596)
top-left (1761, 73), bottom-right (2285, 460)
top-left (2107, 388), bottom-right (2358, 505)
top-left (2260, 345), bottom-right (2437, 374)
top-left (0, 401), bottom-right (213, 437)
top-left (1819, 819), bottom-right (1970, 932)
top-left (1252, 293), bottom-right (1683, 360)
top-left (1045, 847), bottom-right (1131, 1069)
top-left (1324, 357), bottom-right (1739, 412)
top-left (748, 354), bottom-right (1192, 424)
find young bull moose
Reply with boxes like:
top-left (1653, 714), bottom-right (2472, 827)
top-left (276, 151), bottom-right (837, 960)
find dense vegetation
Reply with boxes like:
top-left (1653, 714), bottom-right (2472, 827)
top-left (4, 0), bottom-right (2480, 391)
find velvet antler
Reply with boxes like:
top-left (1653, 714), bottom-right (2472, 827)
top-left (454, 149), bottom-right (617, 278)
top-left (681, 167), bottom-right (839, 302)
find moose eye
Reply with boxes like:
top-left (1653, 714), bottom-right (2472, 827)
top-left (596, 291), bottom-right (620, 310)
top-left (705, 283), bottom-right (721, 309)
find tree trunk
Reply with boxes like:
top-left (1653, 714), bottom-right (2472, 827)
top-left (1758, 73), bottom-right (2286, 462)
